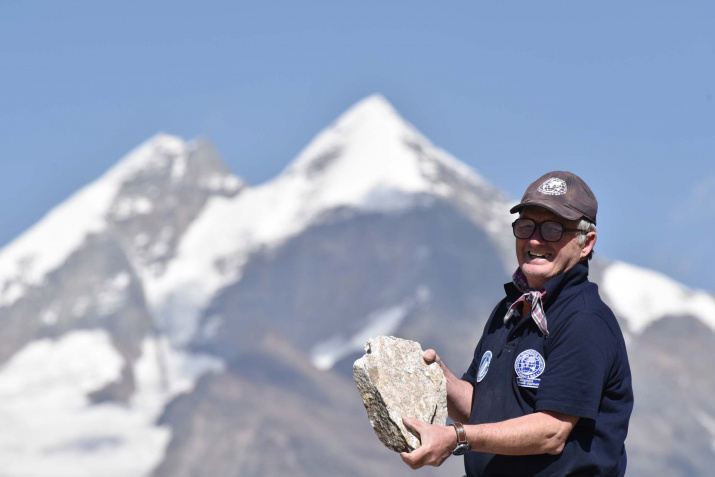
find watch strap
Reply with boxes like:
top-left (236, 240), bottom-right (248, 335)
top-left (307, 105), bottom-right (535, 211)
top-left (451, 422), bottom-right (468, 445)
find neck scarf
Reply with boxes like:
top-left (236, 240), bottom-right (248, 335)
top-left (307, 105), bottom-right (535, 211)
top-left (504, 268), bottom-right (549, 336)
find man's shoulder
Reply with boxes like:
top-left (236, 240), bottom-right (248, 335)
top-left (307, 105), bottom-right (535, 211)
top-left (579, 283), bottom-right (621, 328)
top-left (560, 280), bottom-right (612, 314)
top-left (552, 283), bottom-right (624, 338)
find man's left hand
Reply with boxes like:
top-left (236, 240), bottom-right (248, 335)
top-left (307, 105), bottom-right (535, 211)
top-left (399, 416), bottom-right (456, 469)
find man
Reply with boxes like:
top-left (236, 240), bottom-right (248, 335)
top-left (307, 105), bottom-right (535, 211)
top-left (401, 171), bottom-right (633, 476)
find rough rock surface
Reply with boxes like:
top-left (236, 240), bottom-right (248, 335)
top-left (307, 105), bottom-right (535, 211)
top-left (353, 335), bottom-right (447, 452)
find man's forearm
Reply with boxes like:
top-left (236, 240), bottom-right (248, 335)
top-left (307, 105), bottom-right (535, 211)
top-left (400, 410), bottom-right (580, 470)
top-left (464, 411), bottom-right (579, 456)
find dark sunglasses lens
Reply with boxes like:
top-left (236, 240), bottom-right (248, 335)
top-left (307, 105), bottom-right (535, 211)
top-left (541, 222), bottom-right (564, 241)
top-left (513, 220), bottom-right (535, 239)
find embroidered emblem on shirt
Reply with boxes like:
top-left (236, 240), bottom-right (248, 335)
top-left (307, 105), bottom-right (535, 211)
top-left (514, 349), bottom-right (545, 388)
top-left (477, 350), bottom-right (492, 383)
top-left (537, 178), bottom-right (567, 196)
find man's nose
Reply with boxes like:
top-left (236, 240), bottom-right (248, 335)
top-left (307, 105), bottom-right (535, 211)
top-left (529, 226), bottom-right (547, 243)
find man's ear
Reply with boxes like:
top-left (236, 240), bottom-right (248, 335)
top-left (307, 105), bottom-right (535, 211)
top-left (580, 232), bottom-right (597, 259)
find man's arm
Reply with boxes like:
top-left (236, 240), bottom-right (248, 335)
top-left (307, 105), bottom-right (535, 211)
top-left (400, 410), bottom-right (579, 469)
top-left (464, 410), bottom-right (578, 455)
top-left (423, 349), bottom-right (473, 423)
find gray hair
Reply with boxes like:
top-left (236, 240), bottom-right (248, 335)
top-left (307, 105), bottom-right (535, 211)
top-left (577, 219), bottom-right (597, 259)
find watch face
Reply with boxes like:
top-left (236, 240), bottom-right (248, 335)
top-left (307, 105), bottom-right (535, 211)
top-left (452, 443), bottom-right (470, 456)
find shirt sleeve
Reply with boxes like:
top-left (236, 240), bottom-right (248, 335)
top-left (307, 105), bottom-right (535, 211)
top-left (534, 312), bottom-right (617, 420)
top-left (462, 356), bottom-right (478, 386)
top-left (462, 301), bottom-right (504, 386)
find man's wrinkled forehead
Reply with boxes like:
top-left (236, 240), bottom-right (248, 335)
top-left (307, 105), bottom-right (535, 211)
top-left (519, 206), bottom-right (577, 224)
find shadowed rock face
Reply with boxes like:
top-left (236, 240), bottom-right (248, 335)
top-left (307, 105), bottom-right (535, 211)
top-left (108, 139), bottom-right (243, 277)
top-left (0, 233), bottom-right (153, 364)
top-left (0, 139), bottom-right (243, 404)
top-left (191, 199), bottom-right (508, 371)
top-left (151, 331), bottom-right (465, 477)
top-left (353, 335), bottom-right (447, 452)
top-left (150, 199), bottom-right (500, 477)
top-left (623, 314), bottom-right (715, 477)
top-left (4, 105), bottom-right (715, 476)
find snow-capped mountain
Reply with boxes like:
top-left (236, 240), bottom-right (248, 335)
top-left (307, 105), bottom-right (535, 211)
top-left (0, 95), bottom-right (713, 477)
top-left (602, 260), bottom-right (715, 334)
top-left (0, 135), bottom-right (239, 476)
top-left (147, 95), bottom-right (515, 350)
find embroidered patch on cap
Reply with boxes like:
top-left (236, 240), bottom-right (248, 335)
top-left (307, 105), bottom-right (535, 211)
top-left (477, 350), bottom-right (492, 383)
top-left (514, 349), bottom-right (545, 388)
top-left (537, 178), bottom-right (567, 196)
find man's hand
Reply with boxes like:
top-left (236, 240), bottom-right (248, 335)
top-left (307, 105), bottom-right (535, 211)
top-left (399, 416), bottom-right (455, 469)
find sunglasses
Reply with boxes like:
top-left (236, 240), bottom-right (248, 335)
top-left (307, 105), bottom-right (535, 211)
top-left (512, 218), bottom-right (586, 243)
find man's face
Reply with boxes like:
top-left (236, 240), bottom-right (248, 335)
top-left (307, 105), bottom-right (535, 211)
top-left (515, 206), bottom-right (596, 290)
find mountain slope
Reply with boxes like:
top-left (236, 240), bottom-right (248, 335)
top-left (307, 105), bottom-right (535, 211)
top-left (597, 260), bottom-right (715, 476)
top-left (152, 330), bottom-right (464, 477)
top-left (148, 94), bottom-right (515, 351)
top-left (0, 134), bottom-right (239, 476)
top-left (0, 96), bottom-right (713, 477)
top-left (601, 260), bottom-right (715, 334)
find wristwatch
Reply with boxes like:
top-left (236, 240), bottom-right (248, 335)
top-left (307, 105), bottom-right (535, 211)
top-left (450, 422), bottom-right (471, 455)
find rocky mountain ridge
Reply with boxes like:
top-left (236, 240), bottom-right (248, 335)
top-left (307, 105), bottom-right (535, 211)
top-left (0, 95), bottom-right (713, 476)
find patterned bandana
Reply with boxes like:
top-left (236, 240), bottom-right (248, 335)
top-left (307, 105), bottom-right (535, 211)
top-left (504, 268), bottom-right (549, 336)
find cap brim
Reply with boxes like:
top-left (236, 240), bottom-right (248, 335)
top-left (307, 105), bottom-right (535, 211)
top-left (510, 200), bottom-right (583, 221)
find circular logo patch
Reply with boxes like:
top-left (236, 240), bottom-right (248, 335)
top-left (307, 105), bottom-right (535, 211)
top-left (514, 349), bottom-right (545, 388)
top-left (476, 350), bottom-right (492, 383)
top-left (537, 178), bottom-right (567, 196)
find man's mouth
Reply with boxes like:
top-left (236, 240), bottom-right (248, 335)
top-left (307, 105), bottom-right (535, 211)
top-left (528, 251), bottom-right (551, 259)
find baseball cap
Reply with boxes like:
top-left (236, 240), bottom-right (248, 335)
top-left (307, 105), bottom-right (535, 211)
top-left (510, 171), bottom-right (598, 224)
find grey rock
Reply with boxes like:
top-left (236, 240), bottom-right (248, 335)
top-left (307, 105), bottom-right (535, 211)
top-left (353, 335), bottom-right (447, 452)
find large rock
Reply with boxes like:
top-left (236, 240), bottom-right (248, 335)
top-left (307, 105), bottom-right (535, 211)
top-left (353, 335), bottom-right (447, 452)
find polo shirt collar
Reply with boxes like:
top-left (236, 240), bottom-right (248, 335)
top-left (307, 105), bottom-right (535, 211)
top-left (503, 261), bottom-right (589, 300)
top-left (502, 260), bottom-right (590, 334)
top-left (541, 260), bottom-right (589, 309)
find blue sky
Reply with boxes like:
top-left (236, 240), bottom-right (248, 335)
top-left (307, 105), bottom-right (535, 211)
top-left (1, 1), bottom-right (713, 293)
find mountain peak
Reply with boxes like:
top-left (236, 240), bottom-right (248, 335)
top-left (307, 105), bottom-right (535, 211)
top-left (103, 133), bottom-right (187, 184)
top-left (276, 94), bottom-right (500, 225)
top-left (283, 95), bottom-right (453, 207)
top-left (332, 93), bottom-right (400, 128)
top-left (0, 133), bottom-right (239, 309)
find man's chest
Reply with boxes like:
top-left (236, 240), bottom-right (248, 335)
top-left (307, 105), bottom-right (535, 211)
top-left (470, 317), bottom-right (548, 422)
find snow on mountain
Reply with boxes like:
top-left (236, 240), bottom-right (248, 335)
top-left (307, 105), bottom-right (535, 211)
top-left (0, 133), bottom-right (240, 476)
top-left (0, 329), bottom-right (223, 477)
top-left (0, 134), bottom-right (190, 308)
top-left (148, 94), bottom-right (513, 346)
top-left (0, 330), bottom-right (123, 401)
top-left (1, 95), bottom-right (714, 476)
top-left (284, 94), bottom-right (485, 209)
top-left (602, 260), bottom-right (715, 334)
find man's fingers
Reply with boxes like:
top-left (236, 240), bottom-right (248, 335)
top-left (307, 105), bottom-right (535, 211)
top-left (400, 446), bottom-right (427, 469)
top-left (400, 451), bottom-right (418, 469)
top-left (400, 421), bottom-right (452, 470)
top-left (424, 349), bottom-right (438, 364)
top-left (402, 415), bottom-right (423, 436)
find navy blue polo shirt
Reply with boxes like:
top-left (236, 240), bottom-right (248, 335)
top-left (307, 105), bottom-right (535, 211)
top-left (461, 261), bottom-right (633, 477)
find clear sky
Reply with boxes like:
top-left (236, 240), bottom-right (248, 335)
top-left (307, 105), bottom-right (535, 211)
top-left (1, 1), bottom-right (713, 293)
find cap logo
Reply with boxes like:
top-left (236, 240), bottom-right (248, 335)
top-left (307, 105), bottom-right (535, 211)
top-left (537, 178), bottom-right (567, 196)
